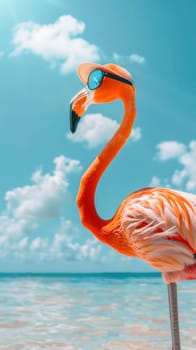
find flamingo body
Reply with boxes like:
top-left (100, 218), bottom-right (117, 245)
top-left (118, 187), bottom-right (196, 282)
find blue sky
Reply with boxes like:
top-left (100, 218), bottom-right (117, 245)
top-left (0, 0), bottom-right (195, 272)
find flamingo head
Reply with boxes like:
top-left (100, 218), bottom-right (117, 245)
top-left (70, 62), bottom-right (135, 133)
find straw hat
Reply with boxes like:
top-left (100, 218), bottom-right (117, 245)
top-left (78, 62), bottom-right (132, 85)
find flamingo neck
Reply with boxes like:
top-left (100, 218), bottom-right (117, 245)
top-left (76, 91), bottom-right (136, 242)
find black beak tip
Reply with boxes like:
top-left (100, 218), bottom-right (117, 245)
top-left (70, 102), bottom-right (80, 133)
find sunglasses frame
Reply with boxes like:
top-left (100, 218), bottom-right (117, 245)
top-left (87, 69), bottom-right (134, 90)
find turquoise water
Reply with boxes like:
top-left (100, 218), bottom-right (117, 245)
top-left (0, 273), bottom-right (195, 349)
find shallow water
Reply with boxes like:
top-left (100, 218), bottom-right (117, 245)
top-left (0, 273), bottom-right (195, 349)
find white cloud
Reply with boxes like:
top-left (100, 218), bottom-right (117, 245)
top-left (17, 237), bottom-right (29, 250)
top-left (30, 237), bottom-right (48, 251)
top-left (149, 176), bottom-right (161, 187)
top-left (0, 217), bottom-right (104, 264)
top-left (5, 156), bottom-right (82, 222)
top-left (131, 126), bottom-right (142, 142)
top-left (154, 140), bottom-right (196, 192)
top-left (129, 54), bottom-right (146, 64)
top-left (10, 15), bottom-right (100, 74)
top-left (0, 215), bottom-right (36, 238)
top-left (113, 52), bottom-right (146, 66)
top-left (156, 141), bottom-right (186, 160)
top-left (172, 168), bottom-right (187, 187)
top-left (172, 141), bottom-right (196, 191)
top-left (0, 155), bottom-right (82, 239)
top-left (67, 113), bottom-right (142, 148)
top-left (113, 52), bottom-right (122, 62)
top-left (50, 232), bottom-right (102, 262)
top-left (67, 113), bottom-right (118, 148)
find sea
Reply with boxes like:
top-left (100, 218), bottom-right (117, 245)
top-left (0, 272), bottom-right (195, 350)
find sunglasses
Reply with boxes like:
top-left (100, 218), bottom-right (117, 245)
top-left (87, 69), bottom-right (134, 90)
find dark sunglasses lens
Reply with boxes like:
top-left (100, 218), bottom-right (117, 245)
top-left (88, 70), bottom-right (103, 90)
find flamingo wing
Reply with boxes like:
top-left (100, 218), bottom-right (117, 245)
top-left (121, 187), bottom-right (196, 273)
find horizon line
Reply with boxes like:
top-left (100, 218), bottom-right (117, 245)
top-left (0, 271), bottom-right (161, 276)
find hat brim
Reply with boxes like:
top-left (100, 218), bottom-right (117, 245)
top-left (77, 62), bottom-right (119, 85)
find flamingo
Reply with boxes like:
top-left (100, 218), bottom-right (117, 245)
top-left (69, 62), bottom-right (196, 350)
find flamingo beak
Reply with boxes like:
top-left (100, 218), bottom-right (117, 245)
top-left (70, 102), bottom-right (80, 133)
top-left (70, 88), bottom-right (92, 133)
